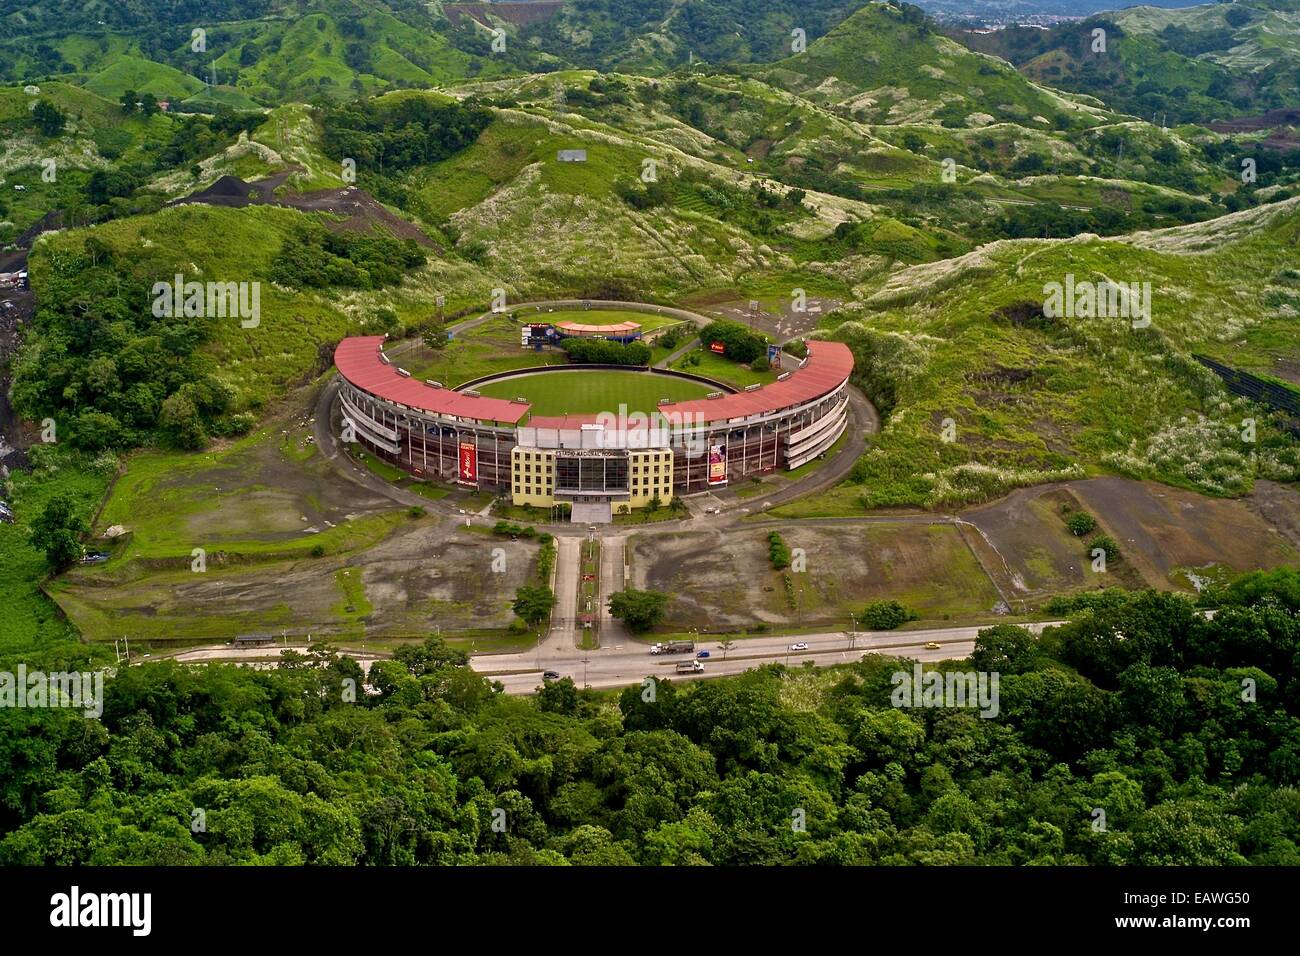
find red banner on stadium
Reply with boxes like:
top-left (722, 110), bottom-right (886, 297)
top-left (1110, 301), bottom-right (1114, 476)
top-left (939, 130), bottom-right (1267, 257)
top-left (707, 443), bottom-right (727, 485)
top-left (458, 441), bottom-right (478, 484)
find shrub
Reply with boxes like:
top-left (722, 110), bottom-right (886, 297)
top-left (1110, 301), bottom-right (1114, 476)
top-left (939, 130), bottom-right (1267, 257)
top-left (1088, 534), bottom-right (1121, 562)
top-left (860, 600), bottom-right (917, 630)
top-left (1065, 512), bottom-right (1097, 536)
top-left (767, 531), bottom-right (791, 570)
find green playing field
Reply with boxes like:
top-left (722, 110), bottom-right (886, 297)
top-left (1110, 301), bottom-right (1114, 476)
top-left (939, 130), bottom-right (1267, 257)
top-left (474, 369), bottom-right (714, 417)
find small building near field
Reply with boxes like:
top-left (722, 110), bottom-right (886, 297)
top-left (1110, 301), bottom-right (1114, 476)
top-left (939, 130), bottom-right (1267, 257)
top-left (555, 319), bottom-right (642, 343)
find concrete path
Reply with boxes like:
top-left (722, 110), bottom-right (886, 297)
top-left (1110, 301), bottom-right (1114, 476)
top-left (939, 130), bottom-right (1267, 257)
top-left (550, 536), bottom-right (581, 651)
top-left (598, 534), bottom-right (628, 645)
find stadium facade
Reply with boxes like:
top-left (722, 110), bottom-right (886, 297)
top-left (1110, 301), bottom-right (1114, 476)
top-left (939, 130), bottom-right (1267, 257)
top-left (333, 335), bottom-right (853, 522)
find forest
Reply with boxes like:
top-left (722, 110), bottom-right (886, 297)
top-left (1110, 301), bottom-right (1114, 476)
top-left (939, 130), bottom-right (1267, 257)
top-left (1, 571), bottom-right (1297, 865)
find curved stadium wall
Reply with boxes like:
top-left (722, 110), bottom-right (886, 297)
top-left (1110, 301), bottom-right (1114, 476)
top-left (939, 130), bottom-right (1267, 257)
top-left (333, 336), bottom-right (852, 509)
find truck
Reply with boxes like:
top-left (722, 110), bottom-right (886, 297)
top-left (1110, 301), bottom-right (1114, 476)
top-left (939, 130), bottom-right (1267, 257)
top-left (650, 640), bottom-right (695, 655)
top-left (675, 660), bottom-right (704, 674)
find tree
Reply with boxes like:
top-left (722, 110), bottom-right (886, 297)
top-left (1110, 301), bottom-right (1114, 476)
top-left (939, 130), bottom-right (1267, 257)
top-left (537, 676), bottom-right (579, 715)
top-left (971, 624), bottom-right (1040, 674)
top-left (860, 600), bottom-right (915, 630)
top-left (421, 323), bottom-right (449, 352)
top-left (139, 93), bottom-right (159, 117)
top-left (159, 392), bottom-right (205, 449)
top-left (513, 585), bottom-right (556, 627)
top-left (29, 494), bottom-right (88, 570)
top-left (608, 589), bottom-right (669, 634)
top-left (718, 639), bottom-right (736, 660)
top-left (120, 90), bottom-right (138, 114)
top-left (32, 100), bottom-right (66, 136)
top-left (394, 636), bottom-right (468, 675)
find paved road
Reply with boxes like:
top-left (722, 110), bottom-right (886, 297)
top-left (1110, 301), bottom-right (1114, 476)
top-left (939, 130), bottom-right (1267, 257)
top-left (551, 536), bottom-right (581, 651)
top-left (599, 534), bottom-right (627, 645)
top-left (472, 620), bottom-right (1062, 694)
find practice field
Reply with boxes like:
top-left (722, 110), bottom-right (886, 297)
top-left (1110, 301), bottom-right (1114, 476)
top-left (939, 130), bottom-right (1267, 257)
top-left (519, 308), bottom-right (681, 334)
top-left (474, 369), bottom-right (714, 417)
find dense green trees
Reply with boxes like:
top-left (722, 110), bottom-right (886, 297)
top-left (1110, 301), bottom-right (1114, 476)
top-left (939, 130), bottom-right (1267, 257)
top-left (559, 337), bottom-right (651, 366)
top-left (269, 225), bottom-right (426, 291)
top-left (320, 97), bottom-right (491, 174)
top-left (2, 576), bottom-right (1299, 865)
top-left (697, 320), bottom-right (768, 364)
top-left (9, 244), bottom-right (241, 453)
top-left (606, 590), bottom-right (669, 634)
top-left (13, 217), bottom-right (422, 454)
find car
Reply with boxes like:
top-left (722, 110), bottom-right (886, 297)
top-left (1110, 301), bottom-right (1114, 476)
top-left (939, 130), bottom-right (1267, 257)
top-left (542, 670), bottom-right (561, 681)
top-left (789, 642), bottom-right (809, 651)
top-left (924, 642), bottom-right (941, 650)
top-left (696, 650), bottom-right (710, 658)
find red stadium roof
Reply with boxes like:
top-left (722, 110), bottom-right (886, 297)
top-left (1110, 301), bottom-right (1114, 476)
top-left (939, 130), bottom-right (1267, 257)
top-left (658, 340), bottom-right (853, 424)
top-left (334, 336), bottom-right (531, 425)
top-left (335, 337), bottom-right (852, 429)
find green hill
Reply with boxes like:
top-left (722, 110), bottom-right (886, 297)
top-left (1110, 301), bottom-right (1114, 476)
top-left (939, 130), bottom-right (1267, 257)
top-left (759, 2), bottom-right (1106, 130)
top-left (951, 2), bottom-right (1300, 123)
top-left (516, 0), bottom-right (869, 72)
top-left (810, 196), bottom-right (1300, 511)
top-left (82, 54), bottom-right (207, 100)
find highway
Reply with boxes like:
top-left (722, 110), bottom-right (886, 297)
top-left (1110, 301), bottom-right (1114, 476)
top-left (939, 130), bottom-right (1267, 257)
top-left (471, 620), bottom-right (1061, 695)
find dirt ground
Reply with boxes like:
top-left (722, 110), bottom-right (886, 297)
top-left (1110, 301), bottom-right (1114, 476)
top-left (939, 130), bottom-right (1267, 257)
top-left (172, 174), bottom-right (439, 247)
top-left (961, 484), bottom-right (1146, 604)
top-left (629, 522), bottom-right (1003, 631)
top-left (56, 520), bottom-right (539, 643)
top-left (961, 477), bottom-right (1300, 600)
top-left (684, 292), bottom-right (843, 344)
top-left (52, 391), bottom-right (536, 644)
top-left (1069, 477), bottom-right (1300, 585)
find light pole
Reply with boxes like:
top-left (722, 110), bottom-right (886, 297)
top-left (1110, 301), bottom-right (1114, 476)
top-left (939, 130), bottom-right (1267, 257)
top-left (849, 614), bottom-right (856, 650)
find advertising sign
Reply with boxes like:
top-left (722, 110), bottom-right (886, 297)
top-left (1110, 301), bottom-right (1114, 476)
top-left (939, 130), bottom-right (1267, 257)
top-left (767, 344), bottom-right (781, 368)
top-left (709, 341), bottom-right (726, 354)
top-left (458, 441), bottom-right (478, 485)
top-left (707, 443), bottom-right (727, 485)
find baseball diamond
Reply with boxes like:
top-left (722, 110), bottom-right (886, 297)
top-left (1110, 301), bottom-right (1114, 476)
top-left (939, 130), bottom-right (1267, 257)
top-left (333, 335), bottom-right (853, 522)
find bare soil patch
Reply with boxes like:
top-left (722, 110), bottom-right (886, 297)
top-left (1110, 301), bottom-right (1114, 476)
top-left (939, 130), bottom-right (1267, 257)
top-left (629, 522), bottom-right (1002, 631)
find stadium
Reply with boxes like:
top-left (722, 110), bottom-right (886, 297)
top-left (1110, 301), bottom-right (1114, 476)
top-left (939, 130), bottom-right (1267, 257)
top-left (333, 322), bottom-right (853, 523)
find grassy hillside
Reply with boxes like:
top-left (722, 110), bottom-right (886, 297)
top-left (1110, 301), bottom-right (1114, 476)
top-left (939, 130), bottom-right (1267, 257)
top-left (953, 3), bottom-right (1300, 123)
top-left (81, 54), bottom-right (207, 100)
top-left (760, 2), bottom-right (1106, 129)
top-left (798, 196), bottom-right (1300, 513)
top-left (0, 0), bottom-right (518, 104)
top-left (24, 204), bottom-right (383, 411)
top-left (517, 0), bottom-right (869, 72)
